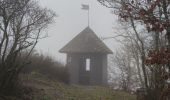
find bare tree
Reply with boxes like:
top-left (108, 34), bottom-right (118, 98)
top-left (111, 48), bottom-right (139, 91)
top-left (0, 0), bottom-right (55, 95)
top-left (106, 21), bottom-right (151, 88)
top-left (98, 0), bottom-right (170, 99)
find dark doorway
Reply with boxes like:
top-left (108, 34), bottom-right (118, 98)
top-left (78, 58), bottom-right (90, 85)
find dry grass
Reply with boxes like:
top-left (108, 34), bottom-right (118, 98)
top-left (19, 72), bottom-right (136, 100)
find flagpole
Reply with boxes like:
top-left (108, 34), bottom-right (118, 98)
top-left (88, 8), bottom-right (89, 27)
top-left (81, 4), bottom-right (90, 27)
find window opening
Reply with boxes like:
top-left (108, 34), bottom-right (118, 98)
top-left (86, 58), bottom-right (90, 71)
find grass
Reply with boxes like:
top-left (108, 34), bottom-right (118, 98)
top-left (21, 72), bottom-right (136, 100)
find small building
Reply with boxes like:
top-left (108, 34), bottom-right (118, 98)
top-left (59, 27), bottom-right (112, 85)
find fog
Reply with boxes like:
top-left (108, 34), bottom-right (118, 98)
top-left (36, 0), bottom-right (119, 63)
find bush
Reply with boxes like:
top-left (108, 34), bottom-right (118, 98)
top-left (21, 52), bottom-right (69, 84)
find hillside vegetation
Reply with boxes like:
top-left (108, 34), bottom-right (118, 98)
top-left (18, 73), bottom-right (136, 100)
top-left (0, 52), bottom-right (136, 100)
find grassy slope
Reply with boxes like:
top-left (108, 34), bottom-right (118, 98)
top-left (22, 73), bottom-right (136, 100)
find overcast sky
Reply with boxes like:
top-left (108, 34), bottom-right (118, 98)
top-left (36, 0), bottom-right (119, 63)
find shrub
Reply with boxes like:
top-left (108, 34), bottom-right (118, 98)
top-left (21, 52), bottom-right (69, 84)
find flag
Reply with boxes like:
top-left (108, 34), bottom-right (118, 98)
top-left (81, 4), bottom-right (89, 10)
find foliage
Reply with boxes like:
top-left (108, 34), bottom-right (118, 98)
top-left (146, 48), bottom-right (170, 65)
top-left (21, 52), bottom-right (69, 84)
top-left (98, 0), bottom-right (170, 99)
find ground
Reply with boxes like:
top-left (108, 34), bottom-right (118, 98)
top-left (17, 72), bottom-right (136, 100)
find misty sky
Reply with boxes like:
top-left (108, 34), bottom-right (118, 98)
top-left (36, 0), bottom-right (119, 63)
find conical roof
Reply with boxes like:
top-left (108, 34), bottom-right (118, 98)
top-left (59, 27), bottom-right (112, 54)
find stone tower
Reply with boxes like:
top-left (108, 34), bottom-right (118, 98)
top-left (59, 27), bottom-right (112, 85)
